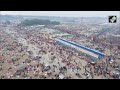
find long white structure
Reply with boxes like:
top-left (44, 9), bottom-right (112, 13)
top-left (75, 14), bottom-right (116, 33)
top-left (54, 37), bottom-right (105, 60)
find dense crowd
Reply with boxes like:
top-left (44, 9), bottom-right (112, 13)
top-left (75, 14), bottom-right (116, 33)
top-left (0, 24), bottom-right (120, 79)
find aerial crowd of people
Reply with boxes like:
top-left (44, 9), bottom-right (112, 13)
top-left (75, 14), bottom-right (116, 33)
top-left (0, 24), bottom-right (120, 79)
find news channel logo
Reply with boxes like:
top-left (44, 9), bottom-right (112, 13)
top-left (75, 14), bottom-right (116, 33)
top-left (109, 16), bottom-right (117, 23)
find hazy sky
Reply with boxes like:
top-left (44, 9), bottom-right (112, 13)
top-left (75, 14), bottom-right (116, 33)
top-left (1, 11), bottom-right (120, 17)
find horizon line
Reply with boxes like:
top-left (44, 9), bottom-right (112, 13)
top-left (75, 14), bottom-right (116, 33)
top-left (0, 14), bottom-right (113, 18)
